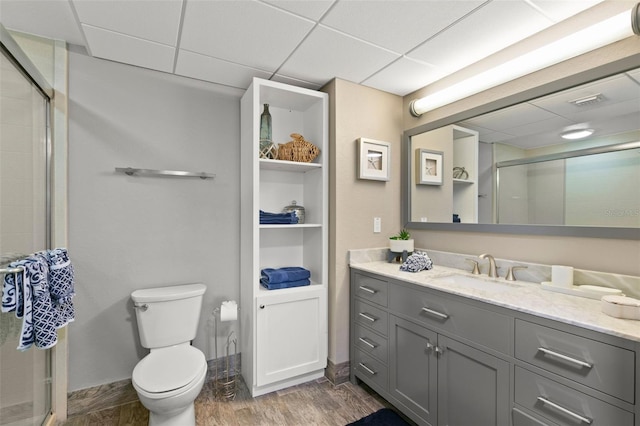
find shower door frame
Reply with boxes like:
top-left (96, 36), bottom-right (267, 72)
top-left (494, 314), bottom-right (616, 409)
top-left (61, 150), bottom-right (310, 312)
top-left (1, 25), bottom-right (55, 426)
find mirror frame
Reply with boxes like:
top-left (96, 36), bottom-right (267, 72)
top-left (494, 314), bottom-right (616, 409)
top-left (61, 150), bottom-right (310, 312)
top-left (402, 54), bottom-right (640, 240)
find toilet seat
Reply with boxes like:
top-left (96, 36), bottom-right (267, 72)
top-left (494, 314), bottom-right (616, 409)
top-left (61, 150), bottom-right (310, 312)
top-left (133, 345), bottom-right (206, 394)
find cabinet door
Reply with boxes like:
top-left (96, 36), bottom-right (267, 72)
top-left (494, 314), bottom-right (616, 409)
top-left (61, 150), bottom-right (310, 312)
top-left (389, 315), bottom-right (437, 425)
top-left (256, 288), bottom-right (327, 386)
top-left (438, 336), bottom-right (510, 426)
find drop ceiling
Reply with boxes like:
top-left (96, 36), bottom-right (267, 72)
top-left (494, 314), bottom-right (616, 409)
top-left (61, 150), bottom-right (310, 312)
top-left (0, 0), bottom-right (604, 96)
top-left (2, 0), bottom-right (638, 150)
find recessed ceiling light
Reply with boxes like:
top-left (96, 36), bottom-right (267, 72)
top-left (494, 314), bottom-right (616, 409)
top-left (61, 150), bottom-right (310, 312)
top-left (561, 129), bottom-right (594, 140)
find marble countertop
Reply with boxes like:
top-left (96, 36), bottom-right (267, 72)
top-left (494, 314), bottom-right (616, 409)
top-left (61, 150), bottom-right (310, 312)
top-left (350, 261), bottom-right (640, 343)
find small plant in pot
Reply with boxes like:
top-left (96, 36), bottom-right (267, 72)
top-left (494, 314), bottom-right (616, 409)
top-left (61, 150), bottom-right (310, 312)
top-left (389, 229), bottom-right (414, 253)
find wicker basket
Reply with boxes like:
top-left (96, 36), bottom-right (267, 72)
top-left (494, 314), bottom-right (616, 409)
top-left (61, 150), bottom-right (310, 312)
top-left (277, 133), bottom-right (320, 163)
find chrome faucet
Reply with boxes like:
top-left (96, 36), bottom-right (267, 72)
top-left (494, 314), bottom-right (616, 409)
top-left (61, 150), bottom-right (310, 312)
top-left (479, 253), bottom-right (497, 278)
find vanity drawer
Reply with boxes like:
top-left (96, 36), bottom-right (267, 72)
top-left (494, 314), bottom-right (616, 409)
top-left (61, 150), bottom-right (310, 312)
top-left (355, 349), bottom-right (388, 392)
top-left (354, 299), bottom-right (388, 337)
top-left (354, 273), bottom-right (388, 307)
top-left (354, 324), bottom-right (388, 364)
top-left (515, 319), bottom-right (635, 403)
top-left (515, 367), bottom-right (633, 426)
top-left (389, 283), bottom-right (511, 354)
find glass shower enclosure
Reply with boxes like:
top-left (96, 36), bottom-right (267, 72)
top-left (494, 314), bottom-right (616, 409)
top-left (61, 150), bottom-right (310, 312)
top-left (0, 39), bottom-right (52, 425)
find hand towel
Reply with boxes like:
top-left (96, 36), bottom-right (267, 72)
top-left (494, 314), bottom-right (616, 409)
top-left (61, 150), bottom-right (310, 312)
top-left (261, 267), bottom-right (311, 284)
top-left (400, 251), bottom-right (433, 273)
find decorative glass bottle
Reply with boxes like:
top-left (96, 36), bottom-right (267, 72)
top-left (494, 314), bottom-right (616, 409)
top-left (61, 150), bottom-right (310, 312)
top-left (259, 104), bottom-right (273, 158)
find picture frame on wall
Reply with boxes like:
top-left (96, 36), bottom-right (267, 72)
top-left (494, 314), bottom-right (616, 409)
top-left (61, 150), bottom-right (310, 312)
top-left (417, 149), bottom-right (443, 185)
top-left (357, 138), bottom-right (391, 181)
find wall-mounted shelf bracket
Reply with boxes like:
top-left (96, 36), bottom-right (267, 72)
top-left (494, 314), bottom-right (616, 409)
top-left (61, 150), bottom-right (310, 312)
top-left (115, 167), bottom-right (215, 180)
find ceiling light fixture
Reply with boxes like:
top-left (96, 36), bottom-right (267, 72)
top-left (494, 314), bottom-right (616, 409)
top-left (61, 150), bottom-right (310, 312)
top-left (410, 5), bottom-right (639, 117)
top-left (561, 129), bottom-right (594, 140)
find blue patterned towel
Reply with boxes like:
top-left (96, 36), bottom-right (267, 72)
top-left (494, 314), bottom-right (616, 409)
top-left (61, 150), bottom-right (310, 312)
top-left (46, 248), bottom-right (75, 327)
top-left (261, 267), bottom-right (311, 284)
top-left (399, 251), bottom-right (433, 273)
top-left (1, 249), bottom-right (75, 351)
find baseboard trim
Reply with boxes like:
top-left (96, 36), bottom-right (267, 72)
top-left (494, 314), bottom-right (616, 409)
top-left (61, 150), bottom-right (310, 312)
top-left (325, 359), bottom-right (350, 385)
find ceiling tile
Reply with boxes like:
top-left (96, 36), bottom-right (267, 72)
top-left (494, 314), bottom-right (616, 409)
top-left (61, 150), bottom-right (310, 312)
top-left (362, 57), bottom-right (443, 97)
top-left (408, 0), bottom-right (553, 74)
top-left (72, 0), bottom-right (183, 46)
top-left (180, 1), bottom-right (315, 72)
top-left (82, 24), bottom-right (175, 73)
top-left (532, 74), bottom-right (640, 116)
top-left (0, 0), bottom-right (86, 45)
top-left (321, 0), bottom-right (484, 53)
top-left (261, 0), bottom-right (335, 20)
top-left (466, 103), bottom-right (557, 132)
top-left (278, 25), bottom-right (399, 86)
top-left (529, 0), bottom-right (603, 22)
top-left (175, 50), bottom-right (272, 89)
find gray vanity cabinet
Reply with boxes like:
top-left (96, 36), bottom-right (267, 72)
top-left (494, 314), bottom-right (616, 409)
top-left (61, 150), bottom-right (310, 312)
top-left (351, 270), bottom-right (511, 426)
top-left (350, 268), bottom-right (639, 426)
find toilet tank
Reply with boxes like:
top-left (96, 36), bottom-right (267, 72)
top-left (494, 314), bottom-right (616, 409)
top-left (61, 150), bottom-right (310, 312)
top-left (131, 283), bottom-right (206, 349)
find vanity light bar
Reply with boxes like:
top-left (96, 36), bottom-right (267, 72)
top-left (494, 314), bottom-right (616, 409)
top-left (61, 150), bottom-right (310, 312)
top-left (409, 7), bottom-right (637, 117)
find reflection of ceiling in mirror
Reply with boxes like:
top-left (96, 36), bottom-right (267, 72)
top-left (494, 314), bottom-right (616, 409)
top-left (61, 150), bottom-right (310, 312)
top-left (458, 67), bottom-right (640, 150)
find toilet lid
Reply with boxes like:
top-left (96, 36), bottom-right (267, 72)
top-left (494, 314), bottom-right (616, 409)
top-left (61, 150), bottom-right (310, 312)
top-left (133, 346), bottom-right (205, 393)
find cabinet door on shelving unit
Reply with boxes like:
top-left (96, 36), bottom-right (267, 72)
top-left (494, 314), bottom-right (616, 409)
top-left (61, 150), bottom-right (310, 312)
top-left (255, 288), bottom-right (327, 386)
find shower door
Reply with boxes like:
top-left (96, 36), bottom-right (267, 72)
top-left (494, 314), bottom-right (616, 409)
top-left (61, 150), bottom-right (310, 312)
top-left (0, 44), bottom-right (51, 426)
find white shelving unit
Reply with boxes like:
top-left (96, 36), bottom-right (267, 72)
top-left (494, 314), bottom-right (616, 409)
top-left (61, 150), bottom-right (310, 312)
top-left (240, 78), bottom-right (328, 397)
top-left (452, 125), bottom-right (479, 223)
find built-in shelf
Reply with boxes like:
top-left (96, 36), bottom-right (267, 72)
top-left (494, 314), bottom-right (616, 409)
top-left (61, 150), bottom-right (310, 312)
top-left (259, 158), bottom-right (321, 172)
top-left (453, 178), bottom-right (475, 184)
top-left (260, 223), bottom-right (322, 229)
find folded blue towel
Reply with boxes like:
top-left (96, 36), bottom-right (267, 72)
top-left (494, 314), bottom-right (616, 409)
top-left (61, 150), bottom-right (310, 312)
top-left (261, 267), bottom-right (311, 284)
top-left (259, 210), bottom-right (299, 224)
top-left (260, 278), bottom-right (310, 290)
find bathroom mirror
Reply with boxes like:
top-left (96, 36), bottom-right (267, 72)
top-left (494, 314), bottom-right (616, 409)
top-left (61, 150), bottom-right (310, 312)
top-left (403, 60), bottom-right (640, 239)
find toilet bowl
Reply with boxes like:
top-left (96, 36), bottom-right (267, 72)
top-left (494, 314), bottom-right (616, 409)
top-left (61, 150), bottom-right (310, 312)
top-left (132, 345), bottom-right (208, 426)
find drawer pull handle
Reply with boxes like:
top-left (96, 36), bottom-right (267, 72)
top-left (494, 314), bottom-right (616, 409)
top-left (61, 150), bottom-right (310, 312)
top-left (359, 337), bottom-right (377, 349)
top-left (359, 285), bottom-right (377, 294)
top-left (537, 347), bottom-right (593, 369)
top-left (537, 397), bottom-right (592, 424)
top-left (358, 362), bottom-right (377, 375)
top-left (359, 312), bottom-right (377, 322)
top-left (421, 307), bottom-right (449, 320)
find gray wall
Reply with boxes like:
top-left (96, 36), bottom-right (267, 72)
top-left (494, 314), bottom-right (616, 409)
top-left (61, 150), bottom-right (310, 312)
top-left (68, 47), bottom-right (240, 391)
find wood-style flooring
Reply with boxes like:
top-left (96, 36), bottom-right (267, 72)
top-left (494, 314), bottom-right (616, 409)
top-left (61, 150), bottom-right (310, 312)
top-left (59, 376), bottom-right (405, 426)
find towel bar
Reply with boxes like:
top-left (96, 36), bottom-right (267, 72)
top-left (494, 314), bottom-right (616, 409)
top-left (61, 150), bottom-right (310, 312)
top-left (115, 167), bottom-right (215, 180)
top-left (0, 266), bottom-right (24, 276)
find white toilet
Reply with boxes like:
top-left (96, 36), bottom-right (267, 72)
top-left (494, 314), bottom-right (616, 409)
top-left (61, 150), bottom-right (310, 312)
top-left (131, 283), bottom-right (208, 426)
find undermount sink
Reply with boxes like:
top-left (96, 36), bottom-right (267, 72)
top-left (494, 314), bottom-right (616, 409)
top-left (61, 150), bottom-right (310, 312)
top-left (433, 274), bottom-right (523, 292)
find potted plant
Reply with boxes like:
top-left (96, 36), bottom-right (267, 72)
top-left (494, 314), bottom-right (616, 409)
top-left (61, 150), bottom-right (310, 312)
top-left (389, 229), bottom-right (414, 253)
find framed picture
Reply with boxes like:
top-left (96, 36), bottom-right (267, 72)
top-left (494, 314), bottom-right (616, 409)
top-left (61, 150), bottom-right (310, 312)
top-left (358, 138), bottom-right (390, 181)
top-left (417, 149), bottom-right (443, 185)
